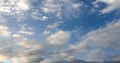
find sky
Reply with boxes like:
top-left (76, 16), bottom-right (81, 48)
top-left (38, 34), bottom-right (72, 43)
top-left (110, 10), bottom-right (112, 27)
top-left (0, 0), bottom-right (120, 63)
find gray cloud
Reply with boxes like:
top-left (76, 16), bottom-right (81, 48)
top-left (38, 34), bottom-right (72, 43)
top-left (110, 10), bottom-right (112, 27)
top-left (0, 29), bottom-right (71, 63)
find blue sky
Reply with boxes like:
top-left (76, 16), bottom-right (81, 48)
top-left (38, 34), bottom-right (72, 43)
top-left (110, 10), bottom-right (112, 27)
top-left (0, 0), bottom-right (120, 63)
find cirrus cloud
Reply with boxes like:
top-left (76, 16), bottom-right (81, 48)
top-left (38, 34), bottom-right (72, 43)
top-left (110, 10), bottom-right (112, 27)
top-left (94, 0), bottom-right (120, 14)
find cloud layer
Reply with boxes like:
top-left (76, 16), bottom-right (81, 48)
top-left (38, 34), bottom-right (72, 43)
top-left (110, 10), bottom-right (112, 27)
top-left (66, 20), bottom-right (120, 61)
top-left (0, 19), bottom-right (118, 63)
top-left (0, 0), bottom-right (82, 21)
top-left (0, 0), bottom-right (120, 63)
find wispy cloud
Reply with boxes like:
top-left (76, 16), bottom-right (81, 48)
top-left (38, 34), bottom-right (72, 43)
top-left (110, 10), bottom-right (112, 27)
top-left (0, 0), bottom-right (82, 21)
top-left (0, 0), bottom-right (120, 63)
top-left (65, 20), bottom-right (120, 61)
top-left (40, 0), bottom-right (82, 19)
top-left (46, 30), bottom-right (71, 46)
top-left (94, 0), bottom-right (120, 14)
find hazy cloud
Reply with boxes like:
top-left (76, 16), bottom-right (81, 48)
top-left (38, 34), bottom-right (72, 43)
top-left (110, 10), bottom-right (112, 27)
top-left (46, 30), bottom-right (71, 46)
top-left (66, 20), bottom-right (120, 61)
top-left (94, 0), bottom-right (120, 14)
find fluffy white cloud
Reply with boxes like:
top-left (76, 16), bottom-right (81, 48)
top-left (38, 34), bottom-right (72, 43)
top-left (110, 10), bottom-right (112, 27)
top-left (41, 16), bottom-right (48, 21)
top-left (0, 25), bottom-right (11, 37)
top-left (0, 0), bottom-right (29, 13)
top-left (30, 0), bottom-right (82, 21)
top-left (0, 0), bottom-right (30, 22)
top-left (46, 30), bottom-right (71, 46)
top-left (0, 0), bottom-right (82, 21)
top-left (95, 0), bottom-right (120, 14)
top-left (40, 0), bottom-right (82, 19)
top-left (0, 37), bottom-right (43, 63)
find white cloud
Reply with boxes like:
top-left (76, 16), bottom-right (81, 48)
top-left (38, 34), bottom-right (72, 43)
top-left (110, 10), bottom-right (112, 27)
top-left (30, 0), bottom-right (82, 21)
top-left (87, 49), bottom-right (106, 62)
top-left (0, 28), bottom-right (71, 63)
top-left (65, 20), bottom-right (120, 61)
top-left (41, 16), bottom-right (48, 21)
top-left (1, 0), bottom-right (120, 62)
top-left (40, 20), bottom-right (120, 63)
top-left (40, 0), bottom-right (82, 19)
top-left (97, 0), bottom-right (114, 3)
top-left (82, 20), bottom-right (120, 50)
top-left (42, 21), bottom-right (63, 37)
top-left (47, 21), bottom-right (63, 29)
top-left (0, 54), bottom-right (8, 62)
top-left (12, 34), bottom-right (21, 38)
top-left (0, 25), bottom-right (11, 37)
top-left (30, 9), bottom-right (49, 21)
top-left (0, 37), bottom-right (43, 63)
top-left (18, 30), bottom-right (33, 35)
top-left (0, 0), bottom-right (30, 22)
top-left (41, 0), bottom-right (61, 13)
top-left (1, 19), bottom-right (120, 63)
top-left (95, 0), bottom-right (120, 14)
top-left (18, 24), bottom-right (34, 35)
top-left (0, 15), bottom-right (10, 37)
top-left (0, 16), bottom-right (7, 24)
top-left (0, 0), bottom-right (82, 21)
top-left (15, 0), bottom-right (29, 10)
top-left (46, 30), bottom-right (71, 46)
top-left (0, 0), bottom-right (29, 13)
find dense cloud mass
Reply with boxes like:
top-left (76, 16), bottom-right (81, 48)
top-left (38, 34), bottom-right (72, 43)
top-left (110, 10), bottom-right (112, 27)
top-left (0, 0), bottom-right (120, 63)
top-left (0, 30), bottom-right (71, 63)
